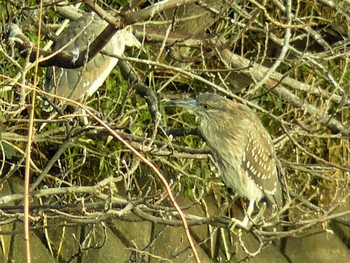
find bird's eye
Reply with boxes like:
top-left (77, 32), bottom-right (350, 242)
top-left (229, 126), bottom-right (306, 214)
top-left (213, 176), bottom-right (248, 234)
top-left (203, 104), bottom-right (210, 110)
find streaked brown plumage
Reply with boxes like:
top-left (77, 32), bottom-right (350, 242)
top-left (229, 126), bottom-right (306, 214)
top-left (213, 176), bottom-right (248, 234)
top-left (45, 12), bottom-right (139, 108)
top-left (167, 93), bottom-right (282, 224)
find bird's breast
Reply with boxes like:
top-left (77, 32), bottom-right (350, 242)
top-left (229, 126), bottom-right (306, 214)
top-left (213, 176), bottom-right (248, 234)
top-left (200, 117), bottom-right (265, 202)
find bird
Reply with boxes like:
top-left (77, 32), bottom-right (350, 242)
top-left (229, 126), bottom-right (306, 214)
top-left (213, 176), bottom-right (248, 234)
top-left (44, 12), bottom-right (140, 110)
top-left (166, 93), bottom-right (282, 227)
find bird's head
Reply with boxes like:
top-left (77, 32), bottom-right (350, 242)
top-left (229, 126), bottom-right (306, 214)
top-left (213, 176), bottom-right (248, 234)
top-left (164, 93), bottom-right (241, 121)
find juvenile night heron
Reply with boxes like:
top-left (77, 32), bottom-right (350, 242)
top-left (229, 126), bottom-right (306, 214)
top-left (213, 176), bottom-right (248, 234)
top-left (167, 93), bottom-right (282, 226)
top-left (44, 12), bottom-right (140, 109)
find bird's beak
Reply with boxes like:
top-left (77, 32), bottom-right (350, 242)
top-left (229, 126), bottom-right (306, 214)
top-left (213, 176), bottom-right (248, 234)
top-left (163, 98), bottom-right (199, 110)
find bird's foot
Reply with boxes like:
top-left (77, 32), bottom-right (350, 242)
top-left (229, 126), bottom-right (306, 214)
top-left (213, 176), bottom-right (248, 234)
top-left (251, 202), bottom-right (266, 226)
top-left (229, 217), bottom-right (251, 232)
top-left (229, 203), bottom-right (267, 232)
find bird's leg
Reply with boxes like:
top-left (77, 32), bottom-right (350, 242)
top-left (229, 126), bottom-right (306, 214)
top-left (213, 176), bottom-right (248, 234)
top-left (252, 202), bottom-right (266, 226)
top-left (242, 199), bottom-right (255, 227)
top-left (230, 200), bottom-right (268, 232)
top-left (245, 200), bottom-right (268, 227)
top-left (229, 200), bottom-right (255, 232)
top-left (79, 95), bottom-right (89, 126)
top-left (79, 108), bottom-right (89, 126)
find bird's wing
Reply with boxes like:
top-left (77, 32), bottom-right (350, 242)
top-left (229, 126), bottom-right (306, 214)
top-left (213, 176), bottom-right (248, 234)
top-left (45, 13), bottom-right (139, 102)
top-left (241, 122), bottom-right (279, 196)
